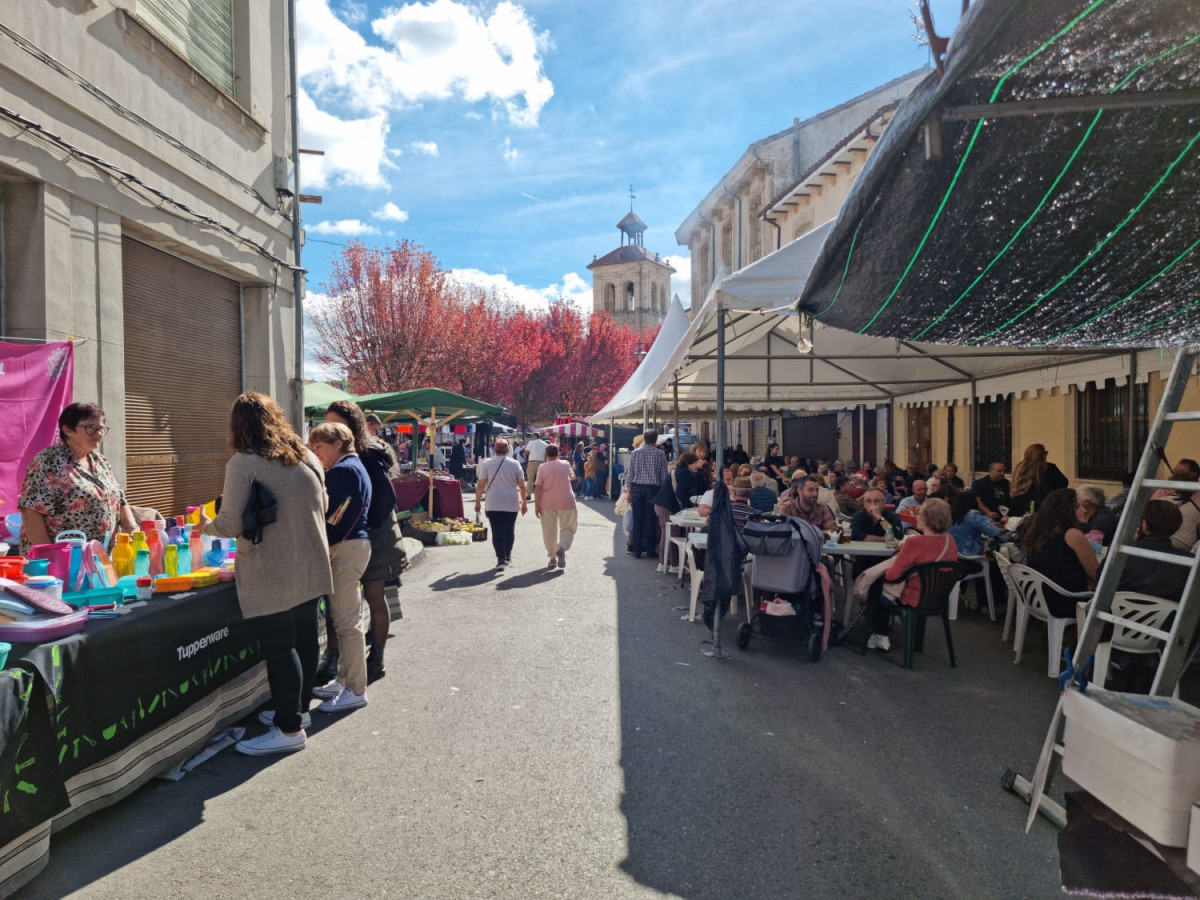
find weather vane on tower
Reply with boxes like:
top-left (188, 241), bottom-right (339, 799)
top-left (629, 184), bottom-right (636, 211)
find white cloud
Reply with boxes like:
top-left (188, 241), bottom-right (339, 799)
top-left (410, 141), bottom-right (440, 156)
top-left (663, 254), bottom-right (692, 309)
top-left (297, 0), bottom-right (554, 128)
top-left (501, 136), bottom-right (520, 165)
top-left (296, 89), bottom-right (391, 190)
top-left (308, 219), bottom-right (381, 236)
top-left (373, 202), bottom-right (410, 222)
top-left (448, 268), bottom-right (591, 312)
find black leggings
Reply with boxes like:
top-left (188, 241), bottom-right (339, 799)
top-left (253, 597), bottom-right (320, 733)
top-left (487, 511), bottom-right (518, 562)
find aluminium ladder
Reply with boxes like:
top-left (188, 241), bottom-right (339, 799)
top-left (1006, 347), bottom-right (1200, 833)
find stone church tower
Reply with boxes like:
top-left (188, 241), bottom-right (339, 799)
top-left (587, 207), bottom-right (674, 331)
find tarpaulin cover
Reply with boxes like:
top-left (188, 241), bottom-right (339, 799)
top-left (0, 341), bottom-right (73, 515)
top-left (303, 380), bottom-right (354, 416)
top-left (798, 0), bottom-right (1200, 348)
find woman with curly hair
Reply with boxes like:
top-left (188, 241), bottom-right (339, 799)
top-left (1009, 443), bottom-right (1068, 516)
top-left (1018, 487), bottom-right (1099, 617)
top-left (199, 393), bottom-right (332, 755)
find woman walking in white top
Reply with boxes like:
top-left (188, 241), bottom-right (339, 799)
top-left (475, 438), bottom-right (527, 570)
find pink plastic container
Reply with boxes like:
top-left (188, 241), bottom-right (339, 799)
top-left (28, 544), bottom-right (71, 584)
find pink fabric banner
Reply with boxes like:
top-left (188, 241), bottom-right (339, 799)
top-left (0, 341), bottom-right (74, 522)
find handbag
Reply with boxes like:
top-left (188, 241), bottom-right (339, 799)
top-left (242, 480), bottom-right (278, 545)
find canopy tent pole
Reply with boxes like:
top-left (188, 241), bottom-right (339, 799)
top-left (673, 378), bottom-right (680, 462)
top-left (1126, 351), bottom-right (1138, 472)
top-left (858, 405), bottom-right (865, 467)
top-left (610, 417), bottom-right (616, 498)
top-left (969, 380), bottom-right (977, 479)
top-left (715, 309), bottom-right (726, 475)
top-left (428, 406), bottom-right (437, 516)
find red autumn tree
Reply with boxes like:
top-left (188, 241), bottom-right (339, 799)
top-left (311, 240), bottom-right (658, 422)
top-left (310, 240), bottom-right (461, 394)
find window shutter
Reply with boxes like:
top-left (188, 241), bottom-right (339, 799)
top-left (137, 0), bottom-right (235, 95)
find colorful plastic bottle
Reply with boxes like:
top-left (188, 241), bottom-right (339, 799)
top-left (112, 533), bottom-right (135, 577)
top-left (227, 538), bottom-right (237, 561)
top-left (189, 529), bottom-right (204, 572)
top-left (205, 539), bottom-right (226, 569)
top-left (133, 548), bottom-right (151, 577)
top-left (163, 544), bottom-right (179, 577)
top-left (131, 530), bottom-right (149, 556)
top-left (146, 527), bottom-right (165, 577)
top-left (176, 541), bottom-right (192, 577)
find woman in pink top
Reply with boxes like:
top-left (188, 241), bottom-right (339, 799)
top-left (868, 498), bottom-right (956, 651)
top-left (534, 444), bottom-right (578, 570)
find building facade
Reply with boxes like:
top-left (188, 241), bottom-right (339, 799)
top-left (0, 1), bottom-right (301, 517)
top-left (588, 210), bottom-right (674, 332)
top-left (675, 69), bottom-right (927, 311)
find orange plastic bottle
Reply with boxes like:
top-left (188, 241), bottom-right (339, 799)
top-left (145, 527), bottom-right (165, 577)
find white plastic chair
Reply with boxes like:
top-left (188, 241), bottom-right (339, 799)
top-left (1089, 591), bottom-right (1180, 690)
top-left (1008, 563), bottom-right (1093, 677)
top-left (948, 554), bottom-right (994, 622)
top-left (992, 550), bottom-right (1019, 642)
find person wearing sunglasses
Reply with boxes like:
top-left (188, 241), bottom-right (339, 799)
top-left (18, 402), bottom-right (137, 554)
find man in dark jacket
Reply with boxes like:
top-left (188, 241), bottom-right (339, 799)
top-left (1118, 500), bottom-right (1191, 602)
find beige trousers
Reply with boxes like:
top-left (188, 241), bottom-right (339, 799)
top-left (329, 537), bottom-right (371, 694)
top-left (540, 506), bottom-right (579, 557)
top-left (525, 460), bottom-right (542, 497)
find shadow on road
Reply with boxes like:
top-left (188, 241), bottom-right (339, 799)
top-left (494, 568), bottom-right (564, 590)
top-left (427, 569), bottom-right (501, 591)
top-left (602, 505), bottom-right (1115, 898)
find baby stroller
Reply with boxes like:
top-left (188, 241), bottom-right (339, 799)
top-left (738, 513), bottom-right (827, 661)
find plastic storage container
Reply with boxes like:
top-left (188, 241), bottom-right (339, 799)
top-left (23, 576), bottom-right (63, 601)
top-left (1063, 688), bottom-right (1200, 847)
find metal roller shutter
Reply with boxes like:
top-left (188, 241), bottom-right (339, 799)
top-left (122, 238), bottom-right (241, 518)
top-left (136, 0), bottom-right (235, 95)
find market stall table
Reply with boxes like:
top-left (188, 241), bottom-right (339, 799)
top-left (0, 582), bottom-right (270, 895)
top-left (391, 477), bottom-right (465, 519)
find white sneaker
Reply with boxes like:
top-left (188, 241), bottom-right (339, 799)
top-left (258, 709), bottom-right (311, 729)
top-left (236, 726), bottom-right (306, 756)
top-left (655, 563), bottom-right (665, 573)
top-left (547, 557), bottom-right (557, 569)
top-left (316, 686), bottom-right (368, 713)
top-left (312, 679), bottom-right (342, 700)
top-left (867, 634), bottom-right (891, 652)
top-left (556, 547), bottom-right (566, 570)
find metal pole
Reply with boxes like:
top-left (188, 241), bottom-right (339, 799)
top-left (969, 380), bottom-right (977, 479)
top-left (715, 309), bottom-right (726, 475)
top-left (858, 405), bottom-right (865, 466)
top-left (1126, 351), bottom-right (1138, 471)
top-left (673, 378), bottom-right (680, 462)
top-left (287, 0), bottom-right (305, 432)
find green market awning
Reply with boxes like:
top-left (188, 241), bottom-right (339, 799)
top-left (303, 381), bottom-right (355, 416)
top-left (353, 387), bottom-right (505, 427)
top-left (797, 0), bottom-right (1200, 349)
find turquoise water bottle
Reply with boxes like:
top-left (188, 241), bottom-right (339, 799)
top-left (176, 541), bottom-right (192, 576)
top-left (133, 548), bottom-right (151, 577)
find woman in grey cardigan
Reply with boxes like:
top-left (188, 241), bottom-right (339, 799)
top-left (199, 392), bottom-right (333, 756)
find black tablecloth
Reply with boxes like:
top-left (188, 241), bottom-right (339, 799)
top-left (0, 583), bottom-right (257, 845)
top-left (0, 668), bottom-right (69, 841)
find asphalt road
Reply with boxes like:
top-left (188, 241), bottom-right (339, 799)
top-left (16, 495), bottom-right (1079, 899)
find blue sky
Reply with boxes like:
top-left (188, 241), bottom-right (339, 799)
top-left (297, 0), bottom-right (948, 372)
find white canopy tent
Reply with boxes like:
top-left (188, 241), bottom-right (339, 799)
top-left (590, 220), bottom-right (1155, 467)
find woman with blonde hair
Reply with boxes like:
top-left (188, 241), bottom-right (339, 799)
top-left (307, 421), bottom-right (373, 714)
top-left (199, 393), bottom-right (332, 755)
top-left (1010, 443), bottom-right (1068, 516)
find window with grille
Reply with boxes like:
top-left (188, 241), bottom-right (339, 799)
top-left (973, 396), bottom-right (1012, 472)
top-left (1076, 378), bottom-right (1148, 481)
top-left (138, 0), bottom-right (235, 95)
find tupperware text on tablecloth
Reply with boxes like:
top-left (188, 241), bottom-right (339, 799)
top-left (177, 626), bottom-right (230, 660)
